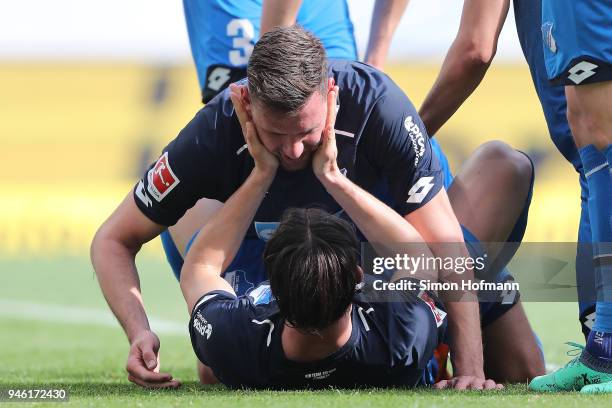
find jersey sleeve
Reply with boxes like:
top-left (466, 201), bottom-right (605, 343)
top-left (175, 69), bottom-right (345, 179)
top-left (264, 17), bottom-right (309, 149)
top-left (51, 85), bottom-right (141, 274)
top-left (386, 290), bottom-right (447, 375)
top-left (188, 290), bottom-right (256, 386)
top-left (132, 108), bottom-right (230, 226)
top-left (359, 87), bottom-right (444, 216)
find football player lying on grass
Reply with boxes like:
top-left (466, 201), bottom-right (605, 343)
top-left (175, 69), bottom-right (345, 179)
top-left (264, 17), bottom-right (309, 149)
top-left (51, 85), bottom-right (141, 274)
top-left (179, 87), bottom-right (540, 389)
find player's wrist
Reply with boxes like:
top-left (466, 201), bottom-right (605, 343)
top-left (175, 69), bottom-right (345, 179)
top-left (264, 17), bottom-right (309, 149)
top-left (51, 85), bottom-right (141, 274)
top-left (453, 369), bottom-right (486, 380)
top-left (318, 168), bottom-right (346, 189)
top-left (127, 327), bottom-right (153, 345)
top-left (452, 356), bottom-right (485, 379)
top-left (250, 167), bottom-right (276, 188)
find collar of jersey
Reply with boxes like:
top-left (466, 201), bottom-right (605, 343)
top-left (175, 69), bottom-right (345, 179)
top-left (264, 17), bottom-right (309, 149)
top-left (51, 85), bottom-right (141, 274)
top-left (275, 306), bottom-right (360, 368)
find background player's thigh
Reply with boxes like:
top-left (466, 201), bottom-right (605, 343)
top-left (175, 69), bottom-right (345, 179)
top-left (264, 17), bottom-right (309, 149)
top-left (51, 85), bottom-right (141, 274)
top-left (448, 140), bottom-right (532, 256)
top-left (565, 81), bottom-right (612, 149)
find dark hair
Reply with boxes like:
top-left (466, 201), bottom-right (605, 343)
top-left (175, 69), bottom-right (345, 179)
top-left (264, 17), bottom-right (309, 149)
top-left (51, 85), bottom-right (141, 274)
top-left (263, 208), bottom-right (360, 331)
top-left (247, 25), bottom-right (328, 114)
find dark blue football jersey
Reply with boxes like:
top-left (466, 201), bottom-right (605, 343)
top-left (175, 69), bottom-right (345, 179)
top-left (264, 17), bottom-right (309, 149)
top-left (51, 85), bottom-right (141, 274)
top-left (134, 60), bottom-right (443, 232)
top-left (188, 277), bottom-right (447, 389)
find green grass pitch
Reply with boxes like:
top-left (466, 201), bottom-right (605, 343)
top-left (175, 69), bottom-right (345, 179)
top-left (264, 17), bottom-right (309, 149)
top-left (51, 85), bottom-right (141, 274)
top-left (1, 255), bottom-right (611, 407)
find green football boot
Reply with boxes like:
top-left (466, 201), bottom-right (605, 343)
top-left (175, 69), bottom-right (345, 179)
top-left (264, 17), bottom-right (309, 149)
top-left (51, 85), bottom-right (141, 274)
top-left (529, 342), bottom-right (612, 392)
top-left (581, 379), bottom-right (612, 394)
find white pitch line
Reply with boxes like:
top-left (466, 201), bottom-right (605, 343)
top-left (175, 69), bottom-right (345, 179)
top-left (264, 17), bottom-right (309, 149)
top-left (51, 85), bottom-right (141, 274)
top-left (0, 299), bottom-right (186, 336)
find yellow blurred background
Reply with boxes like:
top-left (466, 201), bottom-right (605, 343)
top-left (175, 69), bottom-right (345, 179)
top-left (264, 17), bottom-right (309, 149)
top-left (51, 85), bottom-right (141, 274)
top-left (0, 63), bottom-right (582, 257)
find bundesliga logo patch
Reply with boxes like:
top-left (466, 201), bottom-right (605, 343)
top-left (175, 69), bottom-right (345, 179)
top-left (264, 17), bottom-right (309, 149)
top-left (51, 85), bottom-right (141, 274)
top-left (147, 152), bottom-right (180, 202)
top-left (418, 291), bottom-right (446, 328)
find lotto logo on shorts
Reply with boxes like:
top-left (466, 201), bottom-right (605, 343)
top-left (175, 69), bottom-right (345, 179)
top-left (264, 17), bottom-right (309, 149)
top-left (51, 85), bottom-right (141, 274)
top-left (147, 152), bottom-right (180, 202)
top-left (568, 61), bottom-right (598, 85)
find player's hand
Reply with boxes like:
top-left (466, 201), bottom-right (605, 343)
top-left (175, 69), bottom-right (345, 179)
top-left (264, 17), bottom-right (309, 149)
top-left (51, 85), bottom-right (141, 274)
top-left (313, 80), bottom-right (340, 181)
top-left (126, 330), bottom-right (181, 389)
top-left (229, 83), bottom-right (278, 178)
top-left (229, 83), bottom-right (251, 136)
top-left (245, 120), bottom-right (278, 177)
top-left (434, 375), bottom-right (503, 391)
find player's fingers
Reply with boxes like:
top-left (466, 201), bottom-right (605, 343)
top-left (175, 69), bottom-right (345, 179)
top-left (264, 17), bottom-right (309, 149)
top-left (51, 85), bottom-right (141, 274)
top-left (467, 380), bottom-right (484, 390)
top-left (141, 348), bottom-right (158, 371)
top-left (229, 94), bottom-right (247, 129)
top-left (325, 85), bottom-right (338, 130)
top-left (433, 380), bottom-right (450, 389)
top-left (245, 121), bottom-right (261, 151)
top-left (495, 383), bottom-right (504, 390)
top-left (129, 374), bottom-right (181, 389)
top-left (127, 359), bottom-right (172, 383)
top-left (133, 367), bottom-right (174, 384)
top-left (452, 377), bottom-right (471, 390)
top-left (323, 89), bottom-right (339, 151)
top-left (323, 123), bottom-right (336, 148)
top-left (483, 379), bottom-right (497, 390)
top-left (229, 84), bottom-right (249, 133)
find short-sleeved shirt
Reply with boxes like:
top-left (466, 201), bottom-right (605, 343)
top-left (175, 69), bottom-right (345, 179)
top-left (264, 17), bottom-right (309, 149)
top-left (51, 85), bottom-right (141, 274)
top-left (134, 60), bottom-right (444, 238)
top-left (188, 277), bottom-right (447, 389)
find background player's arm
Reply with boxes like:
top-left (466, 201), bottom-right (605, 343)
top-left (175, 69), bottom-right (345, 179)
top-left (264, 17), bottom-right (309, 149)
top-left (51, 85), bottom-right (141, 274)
top-left (418, 0), bottom-right (510, 135)
top-left (260, 0), bottom-right (303, 37)
top-left (91, 193), bottom-right (180, 388)
top-left (364, 0), bottom-right (410, 70)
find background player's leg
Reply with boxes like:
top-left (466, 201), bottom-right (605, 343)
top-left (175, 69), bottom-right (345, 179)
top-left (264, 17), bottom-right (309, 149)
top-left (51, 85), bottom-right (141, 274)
top-left (448, 141), bottom-right (531, 256)
top-left (529, 0), bottom-right (612, 392)
top-left (448, 140), bottom-right (545, 382)
top-left (481, 302), bottom-right (544, 382)
top-left (183, 0), bottom-right (260, 103)
top-left (577, 175), bottom-right (597, 340)
top-left (566, 82), bottom-right (612, 150)
top-left (566, 82), bottom-right (612, 364)
top-left (514, 0), bottom-right (597, 342)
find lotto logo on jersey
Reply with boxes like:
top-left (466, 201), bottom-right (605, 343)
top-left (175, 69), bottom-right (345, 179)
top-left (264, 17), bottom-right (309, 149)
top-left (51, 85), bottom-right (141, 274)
top-left (147, 152), bottom-right (180, 202)
top-left (418, 291), bottom-right (447, 328)
top-left (407, 176), bottom-right (435, 204)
